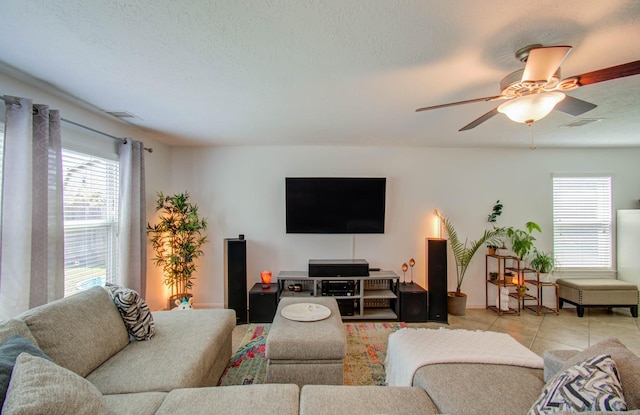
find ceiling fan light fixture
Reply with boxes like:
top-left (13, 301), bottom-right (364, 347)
top-left (497, 91), bottom-right (566, 124)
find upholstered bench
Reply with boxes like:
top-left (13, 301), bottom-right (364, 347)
top-left (265, 297), bottom-right (346, 387)
top-left (557, 278), bottom-right (639, 317)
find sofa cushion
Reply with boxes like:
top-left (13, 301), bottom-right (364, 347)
top-left (102, 392), bottom-right (168, 415)
top-left (86, 309), bottom-right (236, 394)
top-left (2, 353), bottom-right (110, 415)
top-left (17, 286), bottom-right (130, 377)
top-left (558, 338), bottom-right (640, 410)
top-left (0, 335), bottom-right (51, 409)
top-left (0, 320), bottom-right (37, 346)
top-left (543, 349), bottom-right (579, 382)
top-left (299, 385), bottom-right (439, 415)
top-left (105, 284), bottom-right (156, 340)
top-left (413, 363), bottom-right (544, 415)
top-left (155, 384), bottom-right (299, 415)
top-left (529, 354), bottom-right (626, 414)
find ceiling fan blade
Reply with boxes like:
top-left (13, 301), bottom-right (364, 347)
top-left (554, 95), bottom-right (597, 116)
top-left (573, 60), bottom-right (640, 86)
top-left (522, 46), bottom-right (572, 82)
top-left (416, 95), bottom-right (504, 112)
top-left (459, 107), bottom-right (500, 131)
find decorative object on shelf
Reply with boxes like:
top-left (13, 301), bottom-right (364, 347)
top-left (507, 221), bottom-right (542, 261)
top-left (147, 191), bottom-right (208, 309)
top-left (487, 200), bottom-right (503, 223)
top-left (408, 258), bottom-right (415, 284)
top-left (260, 270), bottom-right (272, 288)
top-left (486, 200), bottom-right (507, 255)
top-left (517, 285), bottom-right (529, 297)
top-left (401, 263), bottom-right (408, 284)
top-left (287, 283), bottom-right (302, 292)
top-left (528, 249), bottom-right (555, 282)
top-left (489, 272), bottom-right (499, 281)
top-left (497, 287), bottom-right (510, 311)
top-left (435, 207), bottom-right (505, 316)
top-left (280, 303), bottom-right (331, 322)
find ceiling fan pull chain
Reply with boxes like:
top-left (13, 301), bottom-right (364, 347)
top-left (529, 123), bottom-right (536, 150)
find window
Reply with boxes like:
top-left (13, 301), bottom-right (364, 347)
top-left (552, 175), bottom-right (612, 269)
top-left (62, 149), bottom-right (119, 296)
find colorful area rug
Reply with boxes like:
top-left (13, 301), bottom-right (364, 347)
top-left (218, 322), bottom-right (406, 386)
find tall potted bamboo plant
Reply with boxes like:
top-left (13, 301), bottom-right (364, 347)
top-left (436, 207), bottom-right (505, 316)
top-left (147, 192), bottom-right (208, 309)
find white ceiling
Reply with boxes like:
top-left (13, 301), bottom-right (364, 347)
top-left (1, 0), bottom-right (639, 148)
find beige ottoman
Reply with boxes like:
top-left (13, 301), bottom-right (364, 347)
top-left (557, 278), bottom-right (639, 317)
top-left (266, 297), bottom-right (346, 387)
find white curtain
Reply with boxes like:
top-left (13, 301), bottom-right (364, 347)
top-left (0, 97), bottom-right (64, 320)
top-left (118, 139), bottom-right (146, 295)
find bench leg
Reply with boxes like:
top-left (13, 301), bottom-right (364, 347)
top-left (558, 298), bottom-right (564, 309)
top-left (576, 305), bottom-right (585, 318)
top-left (632, 305), bottom-right (638, 318)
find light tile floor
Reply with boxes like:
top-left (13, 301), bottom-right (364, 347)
top-left (232, 306), bottom-right (640, 357)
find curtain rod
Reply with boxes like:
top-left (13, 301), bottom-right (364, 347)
top-left (1, 95), bottom-right (153, 153)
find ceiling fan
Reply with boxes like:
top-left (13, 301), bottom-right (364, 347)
top-left (416, 44), bottom-right (640, 131)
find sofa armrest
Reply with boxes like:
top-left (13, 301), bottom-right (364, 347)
top-left (543, 349), bottom-right (579, 382)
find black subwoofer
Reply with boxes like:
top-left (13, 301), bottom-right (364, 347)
top-left (426, 238), bottom-right (448, 323)
top-left (399, 283), bottom-right (428, 322)
top-left (224, 237), bottom-right (247, 324)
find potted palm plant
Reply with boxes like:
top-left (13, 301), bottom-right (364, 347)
top-left (147, 192), bottom-right (208, 309)
top-left (435, 208), bottom-right (505, 316)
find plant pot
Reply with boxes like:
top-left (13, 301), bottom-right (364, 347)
top-left (447, 292), bottom-right (467, 316)
top-left (488, 247), bottom-right (497, 255)
top-left (539, 272), bottom-right (554, 283)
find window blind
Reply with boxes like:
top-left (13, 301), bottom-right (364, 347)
top-left (552, 176), bottom-right (612, 269)
top-left (62, 148), bottom-right (119, 296)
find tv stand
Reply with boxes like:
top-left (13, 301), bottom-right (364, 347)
top-left (276, 270), bottom-right (400, 320)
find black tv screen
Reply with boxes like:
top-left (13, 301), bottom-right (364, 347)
top-left (286, 177), bottom-right (386, 234)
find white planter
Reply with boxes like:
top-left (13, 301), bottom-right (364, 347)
top-left (539, 272), bottom-right (554, 283)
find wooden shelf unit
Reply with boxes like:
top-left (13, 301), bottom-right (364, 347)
top-left (486, 254), bottom-right (521, 315)
top-left (486, 254), bottom-right (559, 316)
top-left (276, 270), bottom-right (400, 320)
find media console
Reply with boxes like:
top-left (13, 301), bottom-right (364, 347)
top-left (276, 270), bottom-right (400, 320)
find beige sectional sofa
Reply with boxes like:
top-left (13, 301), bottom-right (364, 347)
top-left (2, 286), bottom-right (640, 414)
top-left (0, 286), bottom-right (301, 414)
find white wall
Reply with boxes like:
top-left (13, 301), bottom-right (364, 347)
top-left (4, 68), bottom-right (640, 312)
top-left (169, 146), bottom-right (640, 309)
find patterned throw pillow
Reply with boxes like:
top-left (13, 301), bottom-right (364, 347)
top-left (105, 284), bottom-right (156, 341)
top-left (528, 354), bottom-right (627, 414)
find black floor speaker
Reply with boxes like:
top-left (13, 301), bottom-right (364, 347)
top-left (224, 237), bottom-right (247, 324)
top-left (426, 238), bottom-right (448, 323)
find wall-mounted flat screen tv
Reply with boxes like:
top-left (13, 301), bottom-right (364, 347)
top-left (286, 177), bottom-right (386, 234)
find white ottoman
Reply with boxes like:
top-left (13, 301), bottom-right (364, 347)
top-left (265, 297), bottom-right (346, 386)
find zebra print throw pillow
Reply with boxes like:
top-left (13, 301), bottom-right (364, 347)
top-left (528, 354), bottom-right (626, 414)
top-left (105, 284), bottom-right (156, 341)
